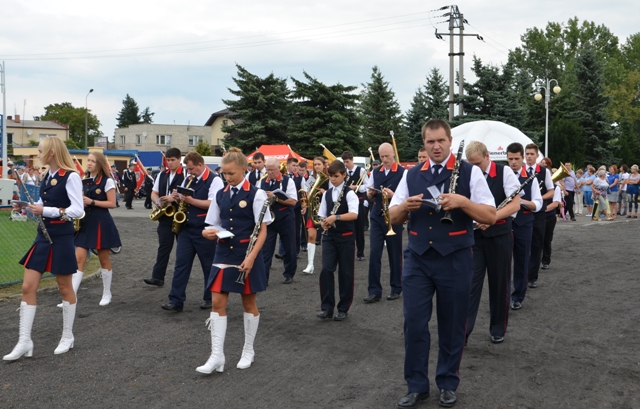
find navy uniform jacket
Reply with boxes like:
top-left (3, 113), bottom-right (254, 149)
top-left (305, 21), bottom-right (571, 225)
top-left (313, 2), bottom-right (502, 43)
top-left (40, 169), bottom-right (75, 237)
top-left (75, 175), bottom-right (121, 249)
top-left (157, 167), bottom-right (185, 220)
top-left (184, 168), bottom-right (216, 230)
top-left (479, 162), bottom-right (512, 238)
top-left (371, 162), bottom-right (405, 218)
top-left (533, 164), bottom-right (551, 211)
top-left (261, 175), bottom-right (294, 221)
top-left (513, 167), bottom-right (534, 227)
top-left (322, 185), bottom-right (356, 243)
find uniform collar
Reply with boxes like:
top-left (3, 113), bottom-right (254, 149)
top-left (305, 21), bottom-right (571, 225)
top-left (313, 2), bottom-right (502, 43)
top-left (486, 161), bottom-right (497, 178)
top-left (266, 173), bottom-right (282, 183)
top-left (518, 166), bottom-right (528, 177)
top-left (379, 162), bottom-right (398, 172)
top-left (224, 179), bottom-right (251, 192)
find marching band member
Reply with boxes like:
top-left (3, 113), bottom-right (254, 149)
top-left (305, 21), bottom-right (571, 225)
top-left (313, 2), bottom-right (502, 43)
top-left (246, 152), bottom-right (266, 186)
top-left (302, 157), bottom-right (329, 274)
top-left (144, 148), bottom-right (184, 287)
top-left (341, 151), bottom-right (368, 261)
top-left (4, 137), bottom-right (83, 360)
top-left (541, 159), bottom-right (563, 271)
top-left (316, 160), bottom-right (359, 321)
top-left (465, 141), bottom-right (521, 345)
top-left (506, 142), bottom-right (542, 311)
top-left (389, 120), bottom-right (495, 408)
top-left (161, 152), bottom-right (224, 312)
top-left (525, 143), bottom-right (554, 289)
top-left (287, 158), bottom-right (304, 255)
top-left (72, 152), bottom-right (122, 307)
top-left (363, 143), bottom-right (405, 303)
top-left (122, 162), bottom-right (137, 209)
top-left (197, 148), bottom-right (272, 373)
top-left (260, 157), bottom-right (298, 284)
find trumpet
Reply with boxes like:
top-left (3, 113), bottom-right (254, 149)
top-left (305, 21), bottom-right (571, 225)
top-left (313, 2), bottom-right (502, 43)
top-left (149, 202), bottom-right (176, 221)
top-left (172, 175), bottom-right (195, 234)
top-left (381, 185), bottom-right (396, 236)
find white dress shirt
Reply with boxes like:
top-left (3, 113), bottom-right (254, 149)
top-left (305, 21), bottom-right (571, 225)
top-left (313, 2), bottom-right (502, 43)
top-left (515, 166), bottom-right (543, 212)
top-left (364, 166), bottom-right (407, 191)
top-left (205, 182), bottom-right (273, 226)
top-left (38, 171), bottom-right (84, 218)
top-left (152, 170), bottom-right (178, 195)
top-left (318, 182), bottom-right (359, 218)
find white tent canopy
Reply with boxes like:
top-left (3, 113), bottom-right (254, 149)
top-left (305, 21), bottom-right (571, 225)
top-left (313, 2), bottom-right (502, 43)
top-left (451, 120), bottom-right (543, 163)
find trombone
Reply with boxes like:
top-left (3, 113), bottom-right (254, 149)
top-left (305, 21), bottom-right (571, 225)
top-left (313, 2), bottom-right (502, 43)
top-left (390, 130), bottom-right (400, 162)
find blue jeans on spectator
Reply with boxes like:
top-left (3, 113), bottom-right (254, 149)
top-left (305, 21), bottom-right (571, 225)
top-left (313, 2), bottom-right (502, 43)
top-left (628, 193), bottom-right (639, 213)
top-left (583, 191), bottom-right (593, 206)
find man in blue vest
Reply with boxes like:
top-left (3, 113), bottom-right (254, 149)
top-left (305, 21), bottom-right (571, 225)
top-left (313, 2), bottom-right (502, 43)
top-left (506, 143), bottom-right (542, 311)
top-left (261, 157), bottom-right (298, 284)
top-left (246, 152), bottom-right (266, 187)
top-left (390, 119), bottom-right (496, 408)
top-left (363, 143), bottom-right (405, 303)
top-left (342, 151), bottom-right (368, 261)
top-left (161, 152), bottom-right (224, 312)
top-left (144, 148), bottom-right (184, 287)
top-left (465, 141), bottom-right (521, 346)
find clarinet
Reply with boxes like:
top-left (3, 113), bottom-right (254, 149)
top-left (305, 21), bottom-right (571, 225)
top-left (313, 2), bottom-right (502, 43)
top-left (18, 179), bottom-right (53, 244)
top-left (322, 184), bottom-right (348, 235)
top-left (497, 172), bottom-right (537, 210)
top-left (440, 140), bottom-right (465, 225)
top-left (236, 196), bottom-right (275, 285)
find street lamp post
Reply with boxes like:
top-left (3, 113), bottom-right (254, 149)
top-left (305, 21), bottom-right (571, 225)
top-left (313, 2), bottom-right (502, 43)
top-left (85, 88), bottom-right (93, 149)
top-left (534, 79), bottom-right (561, 158)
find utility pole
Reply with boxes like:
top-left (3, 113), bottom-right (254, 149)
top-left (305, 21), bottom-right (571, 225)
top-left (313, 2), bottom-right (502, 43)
top-left (434, 5), bottom-right (482, 121)
top-left (1, 62), bottom-right (6, 180)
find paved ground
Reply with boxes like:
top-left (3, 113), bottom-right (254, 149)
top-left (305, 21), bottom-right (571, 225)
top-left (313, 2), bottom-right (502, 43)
top-left (1, 198), bottom-right (639, 408)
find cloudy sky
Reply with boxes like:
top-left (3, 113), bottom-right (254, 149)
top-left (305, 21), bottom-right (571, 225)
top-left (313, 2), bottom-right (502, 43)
top-left (1, 0), bottom-right (637, 141)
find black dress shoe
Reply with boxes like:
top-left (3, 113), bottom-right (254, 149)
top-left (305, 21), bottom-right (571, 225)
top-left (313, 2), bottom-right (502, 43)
top-left (397, 392), bottom-right (429, 408)
top-left (317, 310), bottom-right (334, 319)
top-left (528, 280), bottom-right (538, 288)
top-left (363, 294), bottom-right (381, 303)
top-left (511, 301), bottom-right (522, 310)
top-left (200, 301), bottom-right (212, 310)
top-left (491, 335), bottom-right (504, 344)
top-left (387, 293), bottom-right (400, 301)
top-left (275, 253), bottom-right (284, 260)
top-left (334, 311), bottom-right (348, 321)
top-left (357, 256), bottom-right (365, 261)
top-left (282, 277), bottom-right (293, 284)
top-left (161, 303), bottom-right (183, 312)
top-left (143, 277), bottom-right (164, 287)
top-left (439, 390), bottom-right (456, 407)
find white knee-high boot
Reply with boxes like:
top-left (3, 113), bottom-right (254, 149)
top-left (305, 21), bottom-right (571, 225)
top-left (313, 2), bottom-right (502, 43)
top-left (303, 243), bottom-right (315, 274)
top-left (58, 270), bottom-right (83, 308)
top-left (3, 302), bottom-right (37, 361)
top-left (99, 269), bottom-right (112, 306)
top-left (54, 301), bottom-right (76, 354)
top-left (196, 312), bottom-right (227, 374)
top-left (237, 312), bottom-right (260, 369)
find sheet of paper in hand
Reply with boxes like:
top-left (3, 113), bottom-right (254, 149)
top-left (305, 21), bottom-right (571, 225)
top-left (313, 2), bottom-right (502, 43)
top-left (271, 188), bottom-right (289, 201)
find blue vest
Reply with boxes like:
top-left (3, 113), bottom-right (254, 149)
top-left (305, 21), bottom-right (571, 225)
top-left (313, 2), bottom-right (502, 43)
top-left (406, 157), bottom-right (474, 256)
top-left (371, 163), bottom-right (405, 218)
top-left (40, 169), bottom-right (75, 236)
top-left (323, 185), bottom-right (355, 242)
top-left (216, 180), bottom-right (258, 259)
top-left (533, 165), bottom-right (550, 212)
top-left (513, 167), bottom-right (534, 227)
top-left (480, 162), bottom-right (512, 238)
top-left (288, 173), bottom-right (303, 209)
top-left (157, 168), bottom-right (185, 220)
top-left (184, 168), bottom-right (216, 229)
top-left (247, 169), bottom-right (265, 186)
top-left (347, 166), bottom-right (366, 200)
top-left (83, 175), bottom-right (109, 218)
top-left (261, 176), bottom-right (293, 221)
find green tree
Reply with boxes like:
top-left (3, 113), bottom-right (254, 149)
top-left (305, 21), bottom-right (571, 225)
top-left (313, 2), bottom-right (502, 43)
top-left (64, 139), bottom-right (81, 150)
top-left (359, 66), bottom-right (404, 158)
top-left (548, 117), bottom-right (585, 167)
top-left (195, 140), bottom-right (212, 156)
top-left (116, 94), bottom-right (141, 128)
top-left (41, 102), bottom-right (100, 149)
top-left (141, 107), bottom-right (155, 124)
top-left (290, 71), bottom-right (362, 159)
top-left (222, 64), bottom-right (291, 153)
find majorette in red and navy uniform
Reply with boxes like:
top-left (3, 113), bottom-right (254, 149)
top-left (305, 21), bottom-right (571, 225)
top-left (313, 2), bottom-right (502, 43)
top-left (206, 179), bottom-right (271, 294)
top-left (74, 175), bottom-right (122, 250)
top-left (20, 169), bottom-right (83, 275)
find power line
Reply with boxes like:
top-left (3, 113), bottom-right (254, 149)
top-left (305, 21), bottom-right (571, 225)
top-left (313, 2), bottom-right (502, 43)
top-left (1, 11), bottom-right (434, 60)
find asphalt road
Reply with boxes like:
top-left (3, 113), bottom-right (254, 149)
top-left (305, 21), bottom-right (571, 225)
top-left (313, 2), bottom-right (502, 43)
top-left (1, 198), bottom-right (639, 408)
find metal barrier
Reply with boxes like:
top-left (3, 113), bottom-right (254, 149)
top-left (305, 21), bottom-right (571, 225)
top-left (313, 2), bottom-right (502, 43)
top-left (0, 184), bottom-right (53, 287)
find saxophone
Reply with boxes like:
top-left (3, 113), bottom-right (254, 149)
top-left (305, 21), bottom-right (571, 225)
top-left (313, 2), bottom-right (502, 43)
top-left (74, 211), bottom-right (85, 232)
top-left (172, 175), bottom-right (195, 234)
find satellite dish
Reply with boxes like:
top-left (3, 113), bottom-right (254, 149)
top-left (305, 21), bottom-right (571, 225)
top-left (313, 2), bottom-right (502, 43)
top-left (27, 130), bottom-right (33, 136)
top-left (142, 131), bottom-right (147, 137)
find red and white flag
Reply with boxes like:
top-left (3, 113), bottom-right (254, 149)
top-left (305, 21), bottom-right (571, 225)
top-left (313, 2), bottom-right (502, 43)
top-left (134, 155), bottom-right (147, 192)
top-left (73, 156), bottom-right (85, 178)
top-left (161, 151), bottom-right (170, 169)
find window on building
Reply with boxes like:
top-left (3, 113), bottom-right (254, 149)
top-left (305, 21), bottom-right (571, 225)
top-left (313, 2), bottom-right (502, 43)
top-left (8, 133), bottom-right (13, 144)
top-left (188, 135), bottom-right (204, 146)
top-left (136, 134), bottom-right (142, 145)
top-left (222, 119), bottom-right (228, 126)
top-left (39, 133), bottom-right (56, 139)
top-left (120, 135), bottom-right (126, 144)
top-left (156, 135), bottom-right (171, 145)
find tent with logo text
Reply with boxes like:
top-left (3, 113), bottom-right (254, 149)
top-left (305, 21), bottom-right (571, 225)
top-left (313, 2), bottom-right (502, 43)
top-left (246, 145), bottom-right (308, 163)
top-left (451, 120), bottom-right (543, 163)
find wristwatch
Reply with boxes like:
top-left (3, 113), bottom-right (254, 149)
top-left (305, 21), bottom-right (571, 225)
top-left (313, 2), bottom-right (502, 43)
top-left (91, 199), bottom-right (95, 206)
top-left (336, 214), bottom-right (341, 221)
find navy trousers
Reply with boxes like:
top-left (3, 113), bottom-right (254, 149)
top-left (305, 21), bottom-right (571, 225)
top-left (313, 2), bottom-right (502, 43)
top-left (263, 214), bottom-right (297, 281)
top-left (541, 213), bottom-right (557, 265)
top-left (367, 215), bottom-right (403, 296)
top-left (355, 198), bottom-right (366, 258)
top-left (511, 223), bottom-right (532, 303)
top-left (528, 212), bottom-right (546, 283)
top-left (168, 226), bottom-right (215, 307)
top-left (467, 232), bottom-right (512, 339)
top-left (150, 217), bottom-right (178, 282)
top-left (319, 236), bottom-right (355, 313)
top-left (403, 247), bottom-right (473, 393)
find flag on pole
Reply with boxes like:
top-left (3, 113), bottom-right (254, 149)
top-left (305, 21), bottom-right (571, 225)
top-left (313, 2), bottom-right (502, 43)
top-left (161, 151), bottom-right (170, 169)
top-left (73, 156), bottom-right (85, 178)
top-left (133, 155), bottom-right (147, 193)
top-left (319, 144), bottom-right (336, 162)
